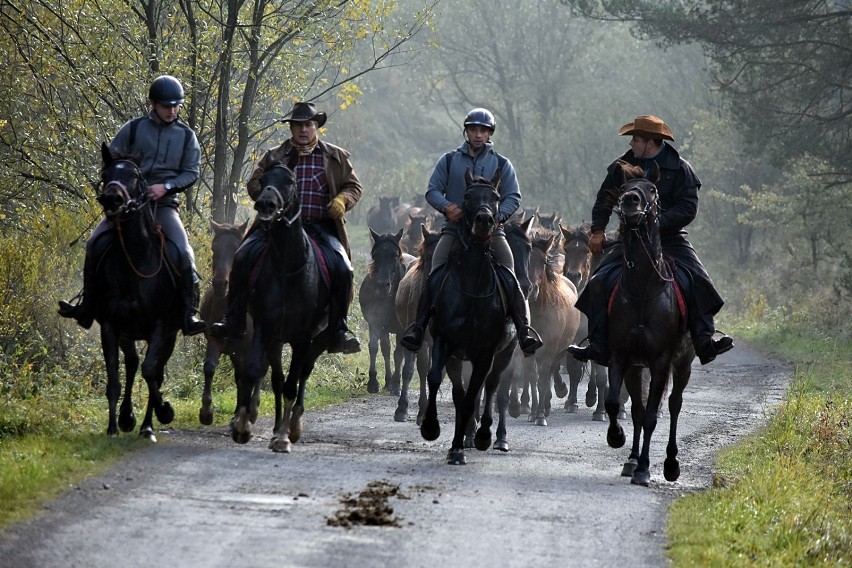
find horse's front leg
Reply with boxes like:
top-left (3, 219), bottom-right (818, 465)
top-left (100, 326), bottom-right (124, 436)
top-left (200, 337), bottom-right (224, 425)
top-left (379, 331), bottom-right (394, 393)
top-left (232, 328), bottom-right (266, 444)
top-left (564, 351), bottom-right (584, 412)
top-left (266, 342), bottom-right (291, 452)
top-left (479, 343), bottom-right (513, 452)
top-left (389, 336), bottom-right (404, 396)
top-left (420, 338), bottom-right (449, 443)
top-left (663, 360), bottom-right (690, 482)
top-left (620, 366), bottom-right (645, 478)
top-left (591, 362), bottom-right (608, 421)
top-left (450, 355), bottom-right (489, 464)
top-left (117, 337), bottom-right (138, 434)
top-left (284, 339), bottom-right (325, 448)
top-left (604, 362), bottom-right (627, 449)
top-left (366, 324), bottom-right (381, 394)
top-left (632, 361), bottom-right (669, 486)
top-left (138, 331), bottom-right (177, 441)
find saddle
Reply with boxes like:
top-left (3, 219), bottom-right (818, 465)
top-left (246, 229), bottom-right (334, 293)
top-left (429, 255), bottom-right (512, 316)
top-left (607, 257), bottom-right (688, 329)
top-left (93, 226), bottom-right (181, 284)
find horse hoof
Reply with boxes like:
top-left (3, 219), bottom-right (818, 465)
top-left (508, 400), bottom-right (521, 419)
top-left (118, 414), bottom-right (136, 433)
top-left (474, 431), bottom-right (491, 451)
top-left (617, 410), bottom-right (627, 420)
top-left (493, 440), bottom-right (510, 453)
top-left (367, 379), bottom-right (379, 394)
top-left (565, 403), bottom-right (579, 414)
top-left (592, 411), bottom-right (606, 422)
top-left (621, 459), bottom-right (638, 477)
top-left (199, 408), bottom-right (214, 426)
top-left (607, 426), bottom-right (625, 448)
top-left (631, 471), bottom-right (651, 487)
top-left (520, 404), bottom-right (531, 414)
top-left (585, 390), bottom-right (597, 408)
top-left (421, 422), bottom-right (440, 442)
top-left (140, 427), bottom-right (157, 442)
top-left (393, 411), bottom-right (408, 423)
top-left (270, 436), bottom-right (292, 453)
top-left (554, 381), bottom-right (568, 398)
top-left (447, 449), bottom-right (466, 465)
top-left (664, 457), bottom-right (681, 481)
top-left (155, 402), bottom-right (174, 425)
top-left (535, 417), bottom-right (547, 427)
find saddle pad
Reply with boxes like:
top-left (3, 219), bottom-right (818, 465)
top-left (608, 278), bottom-right (688, 325)
top-left (248, 235), bottom-right (332, 292)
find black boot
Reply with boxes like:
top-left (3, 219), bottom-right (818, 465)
top-left (567, 313), bottom-right (609, 366)
top-left (509, 287), bottom-right (543, 357)
top-left (58, 251), bottom-right (96, 329)
top-left (209, 277), bottom-right (247, 339)
top-left (182, 268), bottom-right (206, 337)
top-left (691, 314), bottom-right (734, 365)
top-left (327, 269), bottom-right (361, 355)
top-left (401, 281), bottom-right (433, 352)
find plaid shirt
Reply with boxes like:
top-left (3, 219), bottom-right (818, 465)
top-left (295, 147), bottom-right (330, 221)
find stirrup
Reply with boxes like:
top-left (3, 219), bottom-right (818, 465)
top-left (400, 323), bottom-right (425, 352)
top-left (519, 327), bottom-right (543, 356)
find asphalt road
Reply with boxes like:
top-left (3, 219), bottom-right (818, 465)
top-left (0, 342), bottom-right (789, 568)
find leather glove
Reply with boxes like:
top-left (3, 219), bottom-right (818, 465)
top-left (589, 230), bottom-right (606, 255)
top-left (444, 202), bottom-right (464, 224)
top-left (327, 195), bottom-right (347, 220)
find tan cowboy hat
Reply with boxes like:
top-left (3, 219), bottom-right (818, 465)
top-left (618, 115), bottom-right (674, 141)
top-left (281, 101), bottom-right (327, 128)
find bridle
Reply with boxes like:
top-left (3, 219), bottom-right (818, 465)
top-left (615, 178), bottom-right (673, 282)
top-left (98, 159), bottom-right (149, 219)
top-left (256, 165), bottom-right (300, 226)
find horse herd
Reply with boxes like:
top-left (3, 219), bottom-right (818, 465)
top-left (86, 147), bottom-right (692, 486)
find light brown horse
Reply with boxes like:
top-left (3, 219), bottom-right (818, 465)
top-left (518, 228), bottom-right (580, 426)
top-left (393, 225), bottom-right (440, 424)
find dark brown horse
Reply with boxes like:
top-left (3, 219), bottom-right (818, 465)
top-left (92, 143), bottom-right (182, 440)
top-left (359, 228), bottom-right (413, 395)
top-left (605, 162), bottom-right (693, 486)
top-left (420, 170), bottom-right (517, 465)
top-left (198, 220), bottom-right (263, 426)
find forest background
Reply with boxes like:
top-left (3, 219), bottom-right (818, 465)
top-left (0, 0), bottom-right (850, 449)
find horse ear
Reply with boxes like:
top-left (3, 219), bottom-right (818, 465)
top-left (491, 166), bottom-right (501, 188)
top-left (210, 219), bottom-right (222, 233)
top-left (369, 227), bottom-right (379, 242)
top-left (394, 228), bottom-right (404, 242)
top-left (286, 151), bottom-right (299, 171)
top-left (521, 215), bottom-right (535, 235)
top-left (420, 223), bottom-right (430, 239)
top-left (559, 223), bottom-right (569, 239)
top-left (464, 167), bottom-right (474, 186)
top-left (649, 161), bottom-right (660, 184)
top-left (101, 142), bottom-right (112, 165)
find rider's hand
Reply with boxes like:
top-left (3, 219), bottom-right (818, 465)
top-left (327, 195), bottom-right (347, 220)
top-left (147, 184), bottom-right (167, 201)
top-left (589, 230), bottom-right (606, 255)
top-left (443, 202), bottom-right (463, 224)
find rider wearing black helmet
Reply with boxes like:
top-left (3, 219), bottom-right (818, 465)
top-left (59, 75), bottom-right (206, 336)
top-left (400, 107), bottom-right (542, 356)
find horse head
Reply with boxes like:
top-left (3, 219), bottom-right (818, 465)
top-left (504, 216), bottom-right (534, 298)
top-left (368, 228), bottom-right (404, 296)
top-left (614, 161), bottom-right (660, 230)
top-left (210, 220), bottom-right (248, 299)
top-left (462, 168), bottom-right (501, 242)
top-left (97, 142), bottom-right (146, 220)
top-left (255, 161), bottom-right (299, 224)
top-left (559, 222), bottom-right (591, 290)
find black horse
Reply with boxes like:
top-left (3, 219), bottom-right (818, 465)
top-left (230, 161), bottom-right (332, 452)
top-left (358, 228), bottom-right (411, 395)
top-left (420, 169), bottom-right (516, 465)
top-left (93, 142), bottom-right (182, 440)
top-left (604, 162), bottom-right (694, 486)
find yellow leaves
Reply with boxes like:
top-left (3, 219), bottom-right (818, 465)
top-left (337, 83), bottom-right (363, 111)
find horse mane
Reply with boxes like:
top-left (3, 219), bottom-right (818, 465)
top-left (531, 228), bottom-right (560, 284)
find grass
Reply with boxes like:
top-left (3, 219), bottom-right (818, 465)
top-left (666, 319), bottom-right (852, 566)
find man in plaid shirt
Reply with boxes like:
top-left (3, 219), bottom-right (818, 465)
top-left (212, 102), bottom-right (363, 354)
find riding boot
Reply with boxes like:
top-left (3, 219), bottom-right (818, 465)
top-left (690, 314), bottom-right (734, 365)
top-left (567, 314), bottom-right (610, 366)
top-left (58, 251), bottom-right (96, 329)
top-left (400, 284), bottom-right (432, 352)
top-left (327, 270), bottom-right (361, 355)
top-left (509, 282), bottom-right (543, 357)
top-left (181, 267), bottom-right (207, 337)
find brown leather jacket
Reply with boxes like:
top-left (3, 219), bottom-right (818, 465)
top-left (246, 139), bottom-right (363, 258)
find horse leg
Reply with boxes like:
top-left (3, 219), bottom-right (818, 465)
top-left (480, 344), bottom-right (512, 452)
top-left (116, 337), bottom-right (138, 434)
top-left (663, 360), bottom-right (690, 482)
top-left (507, 355), bottom-right (521, 418)
top-left (494, 362), bottom-right (513, 452)
top-left (267, 343), bottom-right (291, 452)
top-left (632, 362), bottom-right (670, 487)
top-left (415, 347), bottom-right (430, 426)
top-left (592, 362), bottom-right (608, 422)
top-left (620, 367), bottom-right (645, 478)
top-left (232, 332), bottom-right (265, 444)
top-left (287, 341), bottom-right (325, 446)
top-left (366, 325), bottom-right (380, 394)
top-left (380, 332), bottom-right (394, 394)
top-left (448, 359), bottom-right (476, 449)
top-left (564, 352), bottom-right (583, 413)
top-left (394, 350), bottom-right (415, 422)
top-left (450, 355), bottom-right (490, 464)
top-left (200, 339), bottom-right (223, 425)
top-left (389, 338), bottom-right (404, 396)
top-left (420, 340), bottom-right (449, 444)
top-left (138, 332), bottom-right (176, 442)
top-left (604, 364), bottom-right (626, 449)
top-left (534, 359), bottom-right (550, 426)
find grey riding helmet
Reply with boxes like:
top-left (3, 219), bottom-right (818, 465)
top-left (148, 75), bottom-right (185, 105)
top-left (463, 108), bottom-right (496, 132)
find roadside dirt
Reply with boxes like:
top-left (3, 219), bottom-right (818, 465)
top-left (0, 342), bottom-right (790, 568)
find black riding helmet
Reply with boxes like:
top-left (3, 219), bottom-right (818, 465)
top-left (148, 75), bottom-right (185, 105)
top-left (464, 108), bottom-right (496, 132)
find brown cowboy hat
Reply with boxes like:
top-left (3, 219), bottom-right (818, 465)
top-left (618, 115), bottom-right (674, 141)
top-left (281, 101), bottom-right (327, 128)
